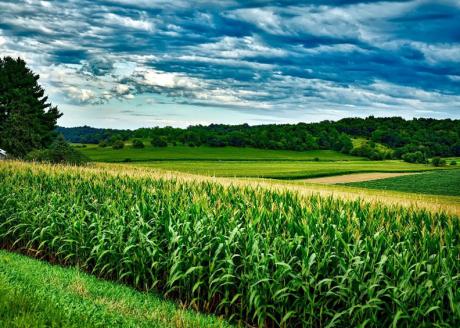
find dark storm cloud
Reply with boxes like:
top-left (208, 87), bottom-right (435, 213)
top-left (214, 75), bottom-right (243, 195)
top-left (0, 0), bottom-right (459, 120)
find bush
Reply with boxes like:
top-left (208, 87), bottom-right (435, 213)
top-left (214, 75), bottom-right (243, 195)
top-left (450, 160), bottom-right (457, 166)
top-left (112, 140), bottom-right (124, 150)
top-left (99, 140), bottom-right (108, 148)
top-left (151, 137), bottom-right (168, 147)
top-left (131, 139), bottom-right (145, 149)
top-left (431, 157), bottom-right (446, 167)
top-left (402, 151), bottom-right (427, 164)
top-left (25, 135), bottom-right (88, 165)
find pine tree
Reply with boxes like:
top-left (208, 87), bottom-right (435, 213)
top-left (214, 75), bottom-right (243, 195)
top-left (0, 56), bottom-right (62, 157)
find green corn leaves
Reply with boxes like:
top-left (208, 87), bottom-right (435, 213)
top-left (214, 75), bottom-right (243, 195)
top-left (0, 161), bottom-right (459, 327)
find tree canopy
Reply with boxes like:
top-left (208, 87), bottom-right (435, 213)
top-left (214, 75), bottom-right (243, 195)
top-left (0, 56), bottom-right (62, 157)
top-left (58, 117), bottom-right (460, 160)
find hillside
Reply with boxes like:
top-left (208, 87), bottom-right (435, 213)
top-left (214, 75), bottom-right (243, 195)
top-left (58, 117), bottom-right (460, 160)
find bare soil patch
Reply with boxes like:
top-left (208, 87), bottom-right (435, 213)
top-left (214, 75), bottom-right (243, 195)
top-left (302, 172), bottom-right (418, 184)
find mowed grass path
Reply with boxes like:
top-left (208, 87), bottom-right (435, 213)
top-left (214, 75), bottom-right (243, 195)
top-left (0, 250), bottom-right (230, 328)
top-left (345, 169), bottom-right (460, 196)
top-left (134, 160), bottom-right (445, 179)
top-left (79, 145), bottom-right (365, 162)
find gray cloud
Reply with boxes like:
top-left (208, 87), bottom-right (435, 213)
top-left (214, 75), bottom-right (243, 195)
top-left (0, 0), bottom-right (459, 127)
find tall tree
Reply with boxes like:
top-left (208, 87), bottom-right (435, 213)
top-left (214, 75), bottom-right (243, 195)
top-left (0, 56), bottom-right (62, 157)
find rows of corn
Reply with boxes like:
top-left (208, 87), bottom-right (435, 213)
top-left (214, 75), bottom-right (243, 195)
top-left (0, 161), bottom-right (459, 327)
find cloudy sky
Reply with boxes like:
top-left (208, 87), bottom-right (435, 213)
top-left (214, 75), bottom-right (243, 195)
top-left (1, 0), bottom-right (460, 128)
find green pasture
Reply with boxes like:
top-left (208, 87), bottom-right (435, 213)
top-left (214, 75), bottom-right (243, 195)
top-left (77, 144), bottom-right (365, 162)
top-left (345, 169), bottom-right (460, 196)
top-left (133, 160), bottom-right (445, 179)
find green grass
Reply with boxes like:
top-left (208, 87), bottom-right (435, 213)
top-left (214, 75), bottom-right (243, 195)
top-left (1, 161), bottom-right (459, 327)
top-left (352, 137), bottom-right (392, 153)
top-left (78, 145), bottom-right (365, 162)
top-left (133, 160), bottom-right (446, 179)
top-left (344, 169), bottom-right (460, 196)
top-left (0, 250), bottom-right (230, 328)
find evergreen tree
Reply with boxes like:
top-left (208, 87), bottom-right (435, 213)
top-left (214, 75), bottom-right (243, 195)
top-left (0, 57), bottom-right (62, 157)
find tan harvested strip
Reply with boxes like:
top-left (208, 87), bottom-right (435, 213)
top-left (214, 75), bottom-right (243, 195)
top-left (302, 172), bottom-right (418, 184)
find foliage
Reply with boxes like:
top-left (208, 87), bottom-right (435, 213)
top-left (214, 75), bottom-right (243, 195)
top-left (0, 162), bottom-right (458, 327)
top-left (402, 151), bottom-right (427, 164)
top-left (0, 250), bottom-right (229, 328)
top-left (131, 139), bottom-right (145, 149)
top-left (151, 136), bottom-right (168, 147)
top-left (451, 160), bottom-right (457, 166)
top-left (431, 157), bottom-right (446, 167)
top-left (0, 57), bottom-right (62, 157)
top-left (99, 140), bottom-right (109, 148)
top-left (345, 169), bottom-right (460, 196)
top-left (57, 117), bottom-right (460, 160)
top-left (112, 140), bottom-right (124, 149)
top-left (25, 135), bottom-right (88, 165)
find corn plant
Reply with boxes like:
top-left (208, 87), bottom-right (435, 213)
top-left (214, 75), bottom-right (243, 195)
top-left (0, 161), bottom-right (459, 327)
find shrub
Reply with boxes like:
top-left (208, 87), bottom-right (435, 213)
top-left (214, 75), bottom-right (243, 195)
top-left (131, 139), bottom-right (145, 149)
top-left (402, 151), bottom-right (427, 164)
top-left (112, 140), bottom-right (124, 149)
top-left (25, 135), bottom-right (88, 165)
top-left (431, 157), bottom-right (446, 167)
top-left (151, 137), bottom-right (168, 147)
top-left (450, 160), bottom-right (457, 166)
top-left (99, 140), bottom-right (108, 148)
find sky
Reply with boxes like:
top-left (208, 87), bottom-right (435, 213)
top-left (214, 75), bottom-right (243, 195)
top-left (1, 0), bottom-right (460, 128)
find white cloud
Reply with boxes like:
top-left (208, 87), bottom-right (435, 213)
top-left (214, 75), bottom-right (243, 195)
top-left (104, 13), bottom-right (154, 32)
top-left (66, 87), bottom-right (97, 102)
top-left (137, 69), bottom-right (202, 89)
top-left (115, 84), bottom-right (130, 95)
top-left (193, 36), bottom-right (286, 59)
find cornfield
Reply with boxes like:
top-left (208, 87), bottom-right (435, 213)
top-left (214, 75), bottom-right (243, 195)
top-left (0, 161), bottom-right (459, 327)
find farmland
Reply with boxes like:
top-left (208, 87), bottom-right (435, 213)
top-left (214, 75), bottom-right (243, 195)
top-left (0, 161), bottom-right (459, 327)
top-left (345, 169), bottom-right (460, 196)
top-left (133, 159), bottom-right (444, 179)
top-left (76, 144), bottom-right (449, 179)
top-left (78, 144), bottom-right (364, 162)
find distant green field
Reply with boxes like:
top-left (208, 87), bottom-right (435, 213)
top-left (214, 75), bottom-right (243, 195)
top-left (0, 250), bottom-right (230, 328)
top-left (133, 160), bottom-right (444, 179)
top-left (78, 144), bottom-right (365, 162)
top-left (345, 169), bottom-right (460, 196)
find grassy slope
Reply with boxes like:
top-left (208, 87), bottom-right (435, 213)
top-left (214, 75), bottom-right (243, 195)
top-left (352, 137), bottom-right (392, 152)
top-left (78, 144), bottom-right (365, 162)
top-left (133, 160), bottom-right (446, 179)
top-left (344, 169), bottom-right (460, 196)
top-left (78, 144), bottom-right (449, 179)
top-left (0, 250), bottom-right (230, 328)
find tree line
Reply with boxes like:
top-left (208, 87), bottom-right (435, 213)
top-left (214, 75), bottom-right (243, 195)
top-left (59, 116), bottom-right (460, 160)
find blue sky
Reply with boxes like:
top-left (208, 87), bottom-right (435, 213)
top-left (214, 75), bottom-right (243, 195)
top-left (1, 0), bottom-right (459, 128)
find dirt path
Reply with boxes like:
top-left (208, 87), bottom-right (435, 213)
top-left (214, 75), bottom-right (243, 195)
top-left (302, 172), bottom-right (418, 184)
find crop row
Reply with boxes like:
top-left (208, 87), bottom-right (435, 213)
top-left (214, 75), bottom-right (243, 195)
top-left (0, 162), bottom-right (458, 327)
